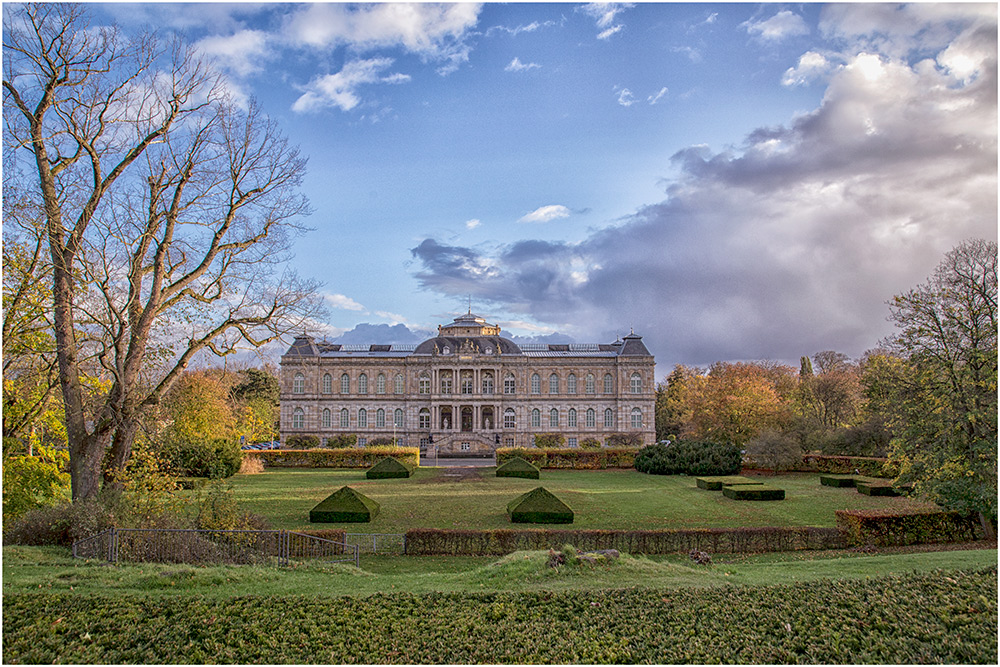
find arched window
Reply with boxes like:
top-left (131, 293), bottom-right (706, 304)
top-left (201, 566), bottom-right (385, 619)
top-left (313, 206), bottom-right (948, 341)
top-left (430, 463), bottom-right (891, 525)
top-left (418, 374), bottom-right (431, 394)
top-left (440, 371), bottom-right (453, 394)
top-left (503, 408), bottom-right (516, 429)
top-left (603, 373), bottom-right (613, 394)
top-left (585, 373), bottom-right (595, 394)
top-left (604, 408), bottom-right (614, 428)
top-left (549, 373), bottom-right (559, 394)
top-left (340, 373), bottom-right (350, 394)
top-left (376, 373), bottom-right (386, 395)
top-left (358, 408), bottom-right (368, 428)
top-left (549, 408), bottom-right (559, 428)
top-left (322, 373), bottom-right (332, 394)
top-left (460, 371), bottom-right (473, 394)
top-left (292, 408), bottom-right (304, 429)
top-left (503, 374), bottom-right (516, 395)
top-left (322, 408), bottom-right (331, 428)
top-left (567, 373), bottom-right (577, 394)
top-left (482, 372), bottom-right (495, 395)
top-left (568, 408), bottom-right (578, 427)
top-left (394, 374), bottom-right (405, 394)
top-left (376, 408), bottom-right (385, 428)
top-left (531, 408), bottom-right (541, 428)
top-left (630, 373), bottom-right (642, 394)
top-left (358, 374), bottom-right (368, 394)
top-left (292, 373), bottom-right (305, 394)
top-left (340, 408), bottom-right (350, 428)
top-left (394, 408), bottom-right (404, 428)
top-left (586, 408), bottom-right (596, 428)
top-left (530, 374), bottom-right (541, 394)
top-left (631, 408), bottom-right (643, 429)
top-left (418, 409), bottom-right (430, 429)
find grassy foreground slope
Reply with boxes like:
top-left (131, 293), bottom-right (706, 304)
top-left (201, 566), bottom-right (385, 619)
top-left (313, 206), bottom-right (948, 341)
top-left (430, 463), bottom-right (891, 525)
top-left (4, 568), bottom-right (996, 664)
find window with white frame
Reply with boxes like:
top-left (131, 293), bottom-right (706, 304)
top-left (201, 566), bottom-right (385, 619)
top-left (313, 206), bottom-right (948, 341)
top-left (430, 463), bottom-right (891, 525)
top-left (394, 408), bottom-right (404, 428)
top-left (376, 373), bottom-right (386, 394)
top-left (340, 373), bottom-right (350, 394)
top-left (568, 408), bottom-right (577, 427)
top-left (630, 373), bottom-right (642, 394)
top-left (460, 371), bottom-right (473, 394)
top-left (418, 409), bottom-right (430, 429)
top-left (340, 408), bottom-right (349, 428)
top-left (358, 374), bottom-right (368, 394)
top-left (531, 408), bottom-right (541, 427)
top-left (530, 373), bottom-right (541, 394)
top-left (586, 408), bottom-right (596, 428)
top-left (440, 372), bottom-right (453, 394)
top-left (394, 374), bottom-right (405, 394)
top-left (358, 437), bottom-right (367, 446)
top-left (358, 408), bottom-right (368, 428)
top-left (293, 373), bottom-right (305, 394)
top-left (322, 408), bottom-right (331, 428)
top-left (419, 375), bottom-right (430, 394)
top-left (482, 372), bottom-right (494, 394)
top-left (504, 374), bottom-right (516, 394)
top-left (549, 408), bottom-right (558, 428)
top-left (567, 373), bottom-right (577, 394)
top-left (292, 408), bottom-right (304, 428)
top-left (631, 407), bottom-right (643, 428)
top-left (322, 373), bottom-right (332, 394)
top-left (503, 409), bottom-right (516, 428)
top-left (585, 373), bottom-right (595, 394)
top-left (604, 408), bottom-right (614, 428)
top-left (549, 373), bottom-right (559, 394)
top-left (568, 437), bottom-right (577, 447)
top-left (603, 373), bottom-right (613, 394)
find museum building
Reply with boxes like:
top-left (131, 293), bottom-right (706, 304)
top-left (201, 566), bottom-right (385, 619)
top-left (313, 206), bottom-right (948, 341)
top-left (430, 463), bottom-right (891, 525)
top-left (279, 312), bottom-right (656, 455)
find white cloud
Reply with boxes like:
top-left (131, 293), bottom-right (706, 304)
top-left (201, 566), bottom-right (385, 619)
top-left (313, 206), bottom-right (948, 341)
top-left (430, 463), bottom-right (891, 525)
top-left (194, 30), bottom-right (271, 77)
top-left (518, 205), bottom-right (571, 224)
top-left (616, 88), bottom-right (636, 107)
top-left (505, 57), bottom-right (541, 72)
top-left (743, 10), bottom-right (810, 42)
top-left (324, 293), bottom-right (366, 311)
top-left (782, 51), bottom-right (835, 86)
top-left (465, 219), bottom-right (481, 229)
top-left (292, 58), bottom-right (410, 113)
top-left (647, 87), bottom-right (668, 105)
top-left (579, 3), bottom-right (633, 39)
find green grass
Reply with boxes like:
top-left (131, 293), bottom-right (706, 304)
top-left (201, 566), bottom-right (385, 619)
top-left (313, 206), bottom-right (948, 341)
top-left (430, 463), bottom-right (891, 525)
top-left (4, 544), bottom-right (995, 598)
top-left (228, 467), bottom-right (938, 532)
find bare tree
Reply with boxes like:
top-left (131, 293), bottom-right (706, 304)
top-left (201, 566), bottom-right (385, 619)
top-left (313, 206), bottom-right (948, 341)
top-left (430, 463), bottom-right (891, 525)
top-left (3, 4), bottom-right (321, 500)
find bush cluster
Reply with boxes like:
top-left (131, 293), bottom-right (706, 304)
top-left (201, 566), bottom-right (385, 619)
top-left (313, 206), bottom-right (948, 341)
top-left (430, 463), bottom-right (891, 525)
top-left (835, 509), bottom-right (985, 547)
top-left (256, 447), bottom-right (419, 468)
top-left (633, 440), bottom-right (741, 476)
top-left (165, 438), bottom-right (243, 479)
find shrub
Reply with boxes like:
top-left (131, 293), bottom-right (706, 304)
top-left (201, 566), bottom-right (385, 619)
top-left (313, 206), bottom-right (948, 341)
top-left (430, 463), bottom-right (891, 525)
top-left (366, 457), bottom-right (411, 479)
top-left (324, 434), bottom-right (358, 448)
top-left (366, 437), bottom-right (398, 447)
top-left (506, 487), bottom-right (573, 524)
top-left (819, 474), bottom-right (858, 488)
top-left (285, 434), bottom-right (320, 449)
top-left (722, 485), bottom-right (785, 501)
top-left (310, 487), bottom-right (380, 523)
top-left (695, 476), bottom-right (763, 491)
top-left (579, 438), bottom-right (602, 450)
top-left (797, 454), bottom-right (896, 476)
top-left (1, 446), bottom-right (70, 528)
top-left (239, 456), bottom-right (264, 475)
top-left (533, 433), bottom-right (565, 448)
top-left (604, 432), bottom-right (644, 448)
top-left (856, 482), bottom-right (912, 497)
top-left (256, 447), bottom-right (419, 468)
top-left (743, 430), bottom-right (802, 472)
top-left (496, 457), bottom-right (540, 480)
top-left (835, 509), bottom-right (984, 546)
top-left (195, 482), bottom-right (270, 531)
top-left (166, 437), bottom-right (243, 479)
top-left (495, 448), bottom-right (637, 469)
top-left (633, 439), bottom-right (741, 476)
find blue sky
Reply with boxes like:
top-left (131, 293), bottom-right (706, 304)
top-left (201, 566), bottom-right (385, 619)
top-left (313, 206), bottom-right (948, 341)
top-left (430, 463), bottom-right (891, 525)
top-left (91, 2), bottom-right (996, 372)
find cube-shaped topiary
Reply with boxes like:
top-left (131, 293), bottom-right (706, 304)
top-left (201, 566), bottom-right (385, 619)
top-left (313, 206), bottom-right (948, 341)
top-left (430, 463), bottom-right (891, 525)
top-left (722, 485), bottom-right (785, 501)
top-left (496, 456), bottom-right (540, 480)
top-left (366, 456), bottom-right (412, 480)
top-left (506, 487), bottom-right (573, 524)
top-left (819, 474), bottom-right (858, 488)
top-left (856, 482), bottom-right (912, 497)
top-left (309, 486), bottom-right (380, 523)
top-left (696, 476), bottom-right (764, 490)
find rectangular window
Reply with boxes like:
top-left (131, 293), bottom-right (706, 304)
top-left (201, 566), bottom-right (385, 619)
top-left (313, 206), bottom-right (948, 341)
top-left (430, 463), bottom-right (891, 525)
top-left (460, 442), bottom-right (470, 451)
top-left (419, 377), bottom-right (430, 394)
top-left (461, 378), bottom-right (473, 394)
top-left (504, 437), bottom-right (514, 447)
top-left (358, 437), bottom-right (367, 446)
top-left (441, 377), bottom-right (452, 394)
top-left (419, 412), bottom-right (430, 429)
top-left (482, 377), bottom-right (494, 394)
top-left (504, 377), bottom-right (515, 394)
top-left (568, 437), bottom-right (577, 448)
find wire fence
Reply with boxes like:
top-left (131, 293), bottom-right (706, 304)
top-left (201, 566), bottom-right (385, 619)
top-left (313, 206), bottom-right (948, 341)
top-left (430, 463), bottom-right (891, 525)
top-left (72, 528), bottom-right (359, 567)
top-left (344, 533), bottom-right (406, 555)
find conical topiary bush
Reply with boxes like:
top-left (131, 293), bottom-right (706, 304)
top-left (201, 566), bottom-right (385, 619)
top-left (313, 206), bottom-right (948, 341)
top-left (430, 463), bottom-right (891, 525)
top-left (309, 486), bottom-right (381, 523)
top-left (496, 456), bottom-right (540, 480)
top-left (366, 456), bottom-right (412, 479)
top-left (506, 486), bottom-right (573, 524)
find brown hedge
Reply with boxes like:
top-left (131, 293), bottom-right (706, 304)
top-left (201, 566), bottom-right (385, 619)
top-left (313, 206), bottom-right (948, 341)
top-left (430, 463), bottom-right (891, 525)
top-left (795, 455), bottom-right (899, 477)
top-left (495, 447), bottom-right (637, 469)
top-left (835, 509), bottom-right (984, 547)
top-left (255, 447), bottom-right (419, 468)
top-left (403, 526), bottom-right (845, 555)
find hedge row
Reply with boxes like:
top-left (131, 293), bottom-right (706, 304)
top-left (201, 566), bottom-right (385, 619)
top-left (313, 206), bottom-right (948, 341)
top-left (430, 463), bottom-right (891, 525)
top-left (835, 510), bottom-right (985, 547)
top-left (403, 526), bottom-right (845, 555)
top-left (255, 447), bottom-right (419, 468)
top-left (6, 570), bottom-right (995, 663)
top-left (495, 447), bottom-right (637, 469)
top-left (796, 454), bottom-right (898, 477)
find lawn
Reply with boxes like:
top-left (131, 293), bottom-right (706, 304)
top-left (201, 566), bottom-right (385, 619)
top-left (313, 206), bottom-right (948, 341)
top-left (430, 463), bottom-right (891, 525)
top-left (227, 467), bottom-right (939, 532)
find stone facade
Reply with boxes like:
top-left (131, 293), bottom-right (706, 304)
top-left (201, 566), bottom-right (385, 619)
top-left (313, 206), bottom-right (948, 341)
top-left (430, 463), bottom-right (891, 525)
top-left (279, 313), bottom-right (656, 455)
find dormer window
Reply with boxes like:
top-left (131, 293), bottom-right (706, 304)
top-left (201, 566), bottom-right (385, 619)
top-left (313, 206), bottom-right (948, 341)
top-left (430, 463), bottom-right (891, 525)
top-left (442, 346), bottom-right (450, 355)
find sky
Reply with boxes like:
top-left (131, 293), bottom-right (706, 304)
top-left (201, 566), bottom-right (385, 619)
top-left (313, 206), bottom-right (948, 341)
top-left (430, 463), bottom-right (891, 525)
top-left (85, 2), bottom-right (997, 373)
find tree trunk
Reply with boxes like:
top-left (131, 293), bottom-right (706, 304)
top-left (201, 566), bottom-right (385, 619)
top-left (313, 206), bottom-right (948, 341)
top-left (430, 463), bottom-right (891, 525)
top-left (104, 420), bottom-right (140, 490)
top-left (69, 430), bottom-right (112, 501)
top-left (979, 511), bottom-right (996, 541)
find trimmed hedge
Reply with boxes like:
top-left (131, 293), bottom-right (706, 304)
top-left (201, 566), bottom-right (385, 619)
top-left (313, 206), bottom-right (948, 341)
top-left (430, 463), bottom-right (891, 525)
top-left (309, 487), bottom-right (380, 523)
top-left (507, 487), bottom-right (573, 524)
top-left (256, 447), bottom-right (419, 468)
top-left (496, 457), bottom-right (540, 480)
top-left (404, 526), bottom-right (845, 555)
top-left (366, 457), bottom-right (411, 479)
top-left (797, 454), bottom-right (898, 477)
top-left (835, 510), bottom-right (985, 547)
top-left (723, 485), bottom-right (785, 501)
top-left (856, 482), bottom-right (913, 497)
top-left (819, 474), bottom-right (859, 487)
top-left (696, 476), bottom-right (763, 490)
top-left (634, 440), bottom-right (742, 476)
top-left (495, 448), bottom-right (637, 469)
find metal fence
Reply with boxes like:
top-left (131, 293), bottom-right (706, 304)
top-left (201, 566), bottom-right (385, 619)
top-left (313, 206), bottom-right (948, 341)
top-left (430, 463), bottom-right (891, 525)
top-left (345, 533), bottom-right (406, 555)
top-left (72, 528), bottom-right (359, 567)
